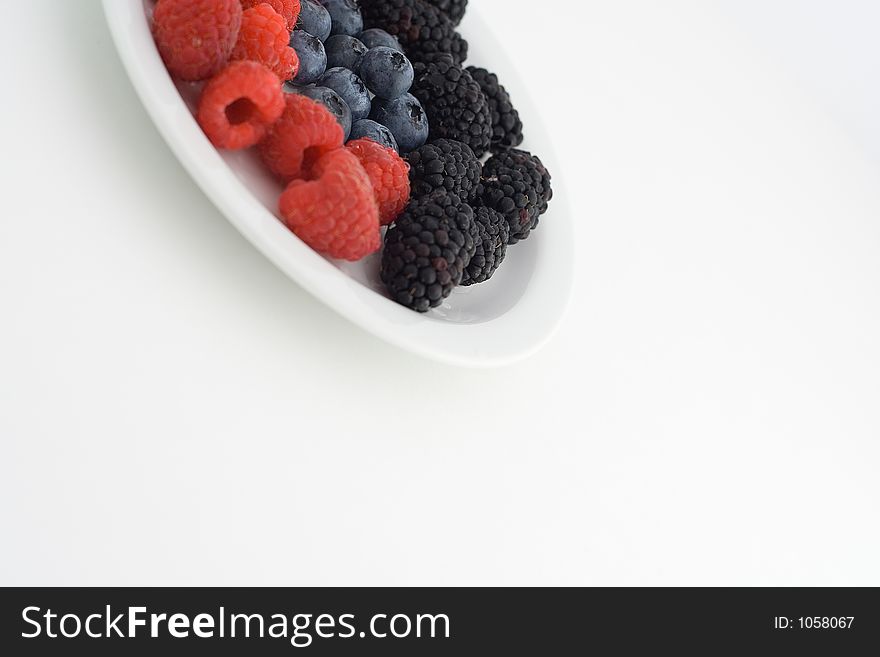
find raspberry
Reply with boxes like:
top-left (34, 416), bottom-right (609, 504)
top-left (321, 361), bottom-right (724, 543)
top-left (197, 61), bottom-right (285, 149)
top-left (345, 139), bottom-right (411, 225)
top-left (240, 0), bottom-right (301, 31)
top-left (259, 94), bottom-right (345, 180)
top-left (231, 4), bottom-right (300, 81)
top-left (279, 149), bottom-right (381, 261)
top-left (152, 0), bottom-right (242, 82)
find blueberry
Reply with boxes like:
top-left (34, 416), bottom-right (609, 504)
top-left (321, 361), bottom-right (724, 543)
top-left (357, 28), bottom-right (402, 52)
top-left (297, 0), bottom-right (332, 42)
top-left (289, 85), bottom-right (352, 140)
top-left (324, 35), bottom-right (367, 72)
top-left (318, 67), bottom-right (371, 122)
top-left (369, 93), bottom-right (429, 153)
top-left (359, 47), bottom-right (414, 100)
top-left (349, 119), bottom-right (399, 153)
top-left (289, 30), bottom-right (328, 84)
top-left (318, 0), bottom-right (363, 37)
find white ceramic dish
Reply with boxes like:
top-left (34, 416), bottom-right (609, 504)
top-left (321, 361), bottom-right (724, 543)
top-left (102, 0), bottom-right (573, 367)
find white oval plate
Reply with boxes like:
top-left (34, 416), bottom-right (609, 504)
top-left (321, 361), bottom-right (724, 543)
top-left (103, 0), bottom-right (573, 367)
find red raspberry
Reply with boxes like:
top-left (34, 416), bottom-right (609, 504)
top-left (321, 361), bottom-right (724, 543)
top-left (279, 149), bottom-right (381, 261)
top-left (259, 94), bottom-right (344, 180)
top-left (345, 139), bottom-right (411, 225)
top-left (152, 0), bottom-right (242, 82)
top-left (231, 4), bottom-right (299, 81)
top-left (240, 0), bottom-right (301, 31)
top-left (197, 61), bottom-right (285, 150)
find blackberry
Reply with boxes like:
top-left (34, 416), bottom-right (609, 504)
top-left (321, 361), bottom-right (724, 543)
top-left (461, 206), bottom-right (509, 286)
top-left (423, 0), bottom-right (467, 26)
top-left (381, 191), bottom-right (476, 312)
top-left (477, 149), bottom-right (553, 244)
top-left (466, 66), bottom-right (524, 150)
top-left (410, 55), bottom-right (493, 157)
top-left (360, 0), bottom-right (468, 65)
top-left (410, 188), bottom-right (478, 254)
top-left (405, 138), bottom-right (482, 202)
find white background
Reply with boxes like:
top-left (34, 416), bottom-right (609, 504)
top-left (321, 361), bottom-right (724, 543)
top-left (2, 0), bottom-right (879, 585)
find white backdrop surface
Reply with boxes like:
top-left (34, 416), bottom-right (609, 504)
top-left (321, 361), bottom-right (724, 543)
top-left (1, 0), bottom-right (879, 585)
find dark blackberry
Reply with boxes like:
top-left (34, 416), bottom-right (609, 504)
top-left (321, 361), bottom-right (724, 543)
top-left (360, 0), bottom-right (468, 65)
top-left (423, 0), bottom-right (467, 26)
top-left (466, 66), bottom-right (524, 150)
top-left (409, 189), bottom-right (478, 255)
top-left (461, 206), bottom-right (509, 286)
top-left (410, 55), bottom-right (493, 158)
top-left (405, 138), bottom-right (482, 202)
top-left (477, 149), bottom-right (553, 244)
top-left (381, 191), bottom-right (476, 312)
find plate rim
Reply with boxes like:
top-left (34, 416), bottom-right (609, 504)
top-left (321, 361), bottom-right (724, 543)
top-left (101, 0), bottom-right (574, 368)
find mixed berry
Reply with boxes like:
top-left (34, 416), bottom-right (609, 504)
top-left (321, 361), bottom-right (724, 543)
top-left (151, 0), bottom-right (553, 313)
